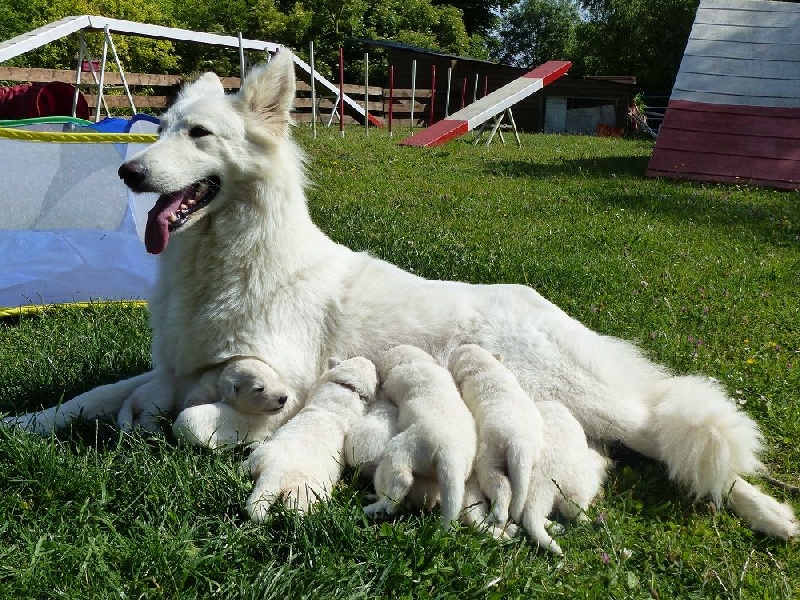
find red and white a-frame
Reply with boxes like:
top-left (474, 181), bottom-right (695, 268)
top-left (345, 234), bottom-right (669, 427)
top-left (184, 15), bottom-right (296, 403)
top-left (401, 61), bottom-right (572, 148)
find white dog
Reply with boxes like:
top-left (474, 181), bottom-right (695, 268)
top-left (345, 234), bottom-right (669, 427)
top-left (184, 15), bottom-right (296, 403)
top-left (519, 401), bottom-right (609, 555)
top-left (243, 356), bottom-right (378, 521)
top-left (449, 343), bottom-right (544, 527)
top-left (364, 345), bottom-right (476, 529)
top-left (118, 356), bottom-right (288, 433)
top-left (6, 49), bottom-right (796, 539)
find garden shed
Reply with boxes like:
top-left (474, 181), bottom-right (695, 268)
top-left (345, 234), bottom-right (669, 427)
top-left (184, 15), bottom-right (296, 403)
top-left (646, 0), bottom-right (800, 189)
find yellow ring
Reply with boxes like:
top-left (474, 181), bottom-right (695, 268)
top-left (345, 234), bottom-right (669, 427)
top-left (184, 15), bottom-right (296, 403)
top-left (0, 128), bottom-right (158, 144)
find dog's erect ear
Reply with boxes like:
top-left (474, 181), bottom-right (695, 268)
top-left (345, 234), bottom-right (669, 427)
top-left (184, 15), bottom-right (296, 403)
top-left (178, 72), bottom-right (225, 102)
top-left (238, 49), bottom-right (296, 121)
top-left (328, 357), bottom-right (341, 369)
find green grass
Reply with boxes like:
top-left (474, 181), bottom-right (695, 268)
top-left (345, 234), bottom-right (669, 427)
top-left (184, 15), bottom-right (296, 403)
top-left (1, 125), bottom-right (798, 599)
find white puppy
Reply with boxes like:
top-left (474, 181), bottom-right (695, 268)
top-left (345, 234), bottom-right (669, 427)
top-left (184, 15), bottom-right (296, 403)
top-left (344, 389), bottom-right (398, 479)
top-left (243, 356), bottom-right (378, 522)
top-left (449, 343), bottom-right (544, 526)
top-left (120, 356), bottom-right (287, 435)
top-left (184, 356), bottom-right (288, 415)
top-left (364, 345), bottom-right (477, 529)
top-left (520, 400), bottom-right (610, 555)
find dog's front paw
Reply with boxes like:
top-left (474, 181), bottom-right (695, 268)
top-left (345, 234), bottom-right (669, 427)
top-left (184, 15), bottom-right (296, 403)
top-left (363, 497), bottom-right (397, 517)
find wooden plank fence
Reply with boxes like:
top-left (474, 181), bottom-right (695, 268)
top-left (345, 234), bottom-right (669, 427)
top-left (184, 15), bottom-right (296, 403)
top-left (0, 66), bottom-right (432, 126)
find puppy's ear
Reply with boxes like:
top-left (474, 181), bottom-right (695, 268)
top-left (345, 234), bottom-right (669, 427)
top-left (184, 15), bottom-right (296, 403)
top-left (328, 357), bottom-right (341, 369)
top-left (178, 72), bottom-right (224, 102)
top-left (238, 49), bottom-right (296, 123)
top-left (493, 353), bottom-right (504, 363)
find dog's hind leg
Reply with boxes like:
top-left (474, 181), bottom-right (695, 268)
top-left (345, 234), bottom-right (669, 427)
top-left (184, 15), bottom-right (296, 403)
top-left (3, 371), bottom-right (157, 435)
top-left (520, 488), bottom-right (562, 555)
top-left (364, 449), bottom-right (415, 518)
top-left (727, 477), bottom-right (799, 540)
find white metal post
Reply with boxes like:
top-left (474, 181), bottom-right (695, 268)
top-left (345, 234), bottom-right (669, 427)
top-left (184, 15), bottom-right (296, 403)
top-left (410, 59), bottom-right (416, 129)
top-left (364, 52), bottom-right (369, 135)
top-left (445, 67), bottom-right (452, 117)
top-left (71, 33), bottom-right (85, 119)
top-left (238, 32), bottom-right (246, 78)
top-left (95, 26), bottom-right (110, 122)
top-left (310, 41), bottom-right (317, 138)
top-left (105, 29), bottom-right (137, 114)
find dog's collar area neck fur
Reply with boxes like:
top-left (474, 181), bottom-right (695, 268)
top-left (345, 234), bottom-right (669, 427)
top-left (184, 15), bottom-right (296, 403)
top-left (332, 380), bottom-right (370, 402)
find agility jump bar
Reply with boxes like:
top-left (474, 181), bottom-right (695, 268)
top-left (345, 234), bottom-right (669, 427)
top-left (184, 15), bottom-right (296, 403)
top-left (401, 61), bottom-right (571, 148)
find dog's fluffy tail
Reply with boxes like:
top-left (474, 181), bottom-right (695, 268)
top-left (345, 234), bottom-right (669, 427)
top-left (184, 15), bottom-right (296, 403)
top-left (507, 439), bottom-right (536, 522)
top-left (652, 375), bottom-right (763, 504)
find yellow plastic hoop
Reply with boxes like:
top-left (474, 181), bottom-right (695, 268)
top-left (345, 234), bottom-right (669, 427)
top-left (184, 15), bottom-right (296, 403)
top-left (0, 127), bottom-right (158, 144)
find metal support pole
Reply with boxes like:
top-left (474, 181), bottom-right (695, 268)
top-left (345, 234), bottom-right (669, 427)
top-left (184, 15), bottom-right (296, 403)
top-left (95, 26), bottom-right (110, 122)
top-left (473, 73), bottom-right (479, 103)
top-left (238, 32), bottom-right (246, 78)
top-left (410, 59), bottom-right (416, 129)
top-left (105, 29), bottom-right (137, 115)
top-left (364, 52), bottom-right (369, 135)
top-left (388, 64), bottom-right (394, 136)
top-left (444, 67), bottom-right (451, 117)
top-left (71, 33), bottom-right (85, 119)
top-left (429, 64), bottom-right (436, 125)
top-left (339, 46), bottom-right (345, 137)
top-left (310, 41), bottom-right (317, 139)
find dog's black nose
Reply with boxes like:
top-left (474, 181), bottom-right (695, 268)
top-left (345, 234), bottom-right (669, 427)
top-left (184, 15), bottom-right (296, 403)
top-left (276, 395), bottom-right (288, 406)
top-left (118, 161), bottom-right (147, 189)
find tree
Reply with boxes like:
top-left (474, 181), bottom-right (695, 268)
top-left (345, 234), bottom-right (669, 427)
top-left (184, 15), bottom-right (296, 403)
top-left (492, 0), bottom-right (581, 68)
top-left (572, 0), bottom-right (699, 94)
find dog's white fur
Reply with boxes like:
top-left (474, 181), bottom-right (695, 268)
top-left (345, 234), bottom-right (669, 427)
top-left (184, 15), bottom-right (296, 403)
top-left (243, 356), bottom-right (378, 521)
top-left (518, 401), bottom-right (609, 555)
top-left (118, 356), bottom-right (288, 433)
top-left (345, 380), bottom-right (514, 539)
top-left (4, 50), bottom-right (796, 539)
top-left (364, 345), bottom-right (476, 528)
top-left (449, 344), bottom-right (544, 526)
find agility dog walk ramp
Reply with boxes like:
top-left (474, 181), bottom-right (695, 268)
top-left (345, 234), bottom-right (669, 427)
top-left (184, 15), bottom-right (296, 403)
top-left (401, 61), bottom-right (571, 148)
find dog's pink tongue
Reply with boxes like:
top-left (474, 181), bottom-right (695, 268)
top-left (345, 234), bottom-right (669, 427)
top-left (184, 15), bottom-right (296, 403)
top-left (145, 191), bottom-right (188, 255)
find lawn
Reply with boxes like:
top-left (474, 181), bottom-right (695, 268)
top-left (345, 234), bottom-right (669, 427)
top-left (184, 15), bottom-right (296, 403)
top-left (1, 125), bottom-right (798, 599)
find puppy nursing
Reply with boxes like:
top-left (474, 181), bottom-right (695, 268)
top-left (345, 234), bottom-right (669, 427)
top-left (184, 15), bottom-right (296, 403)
top-left (243, 356), bottom-right (378, 521)
top-left (364, 345), bottom-right (477, 529)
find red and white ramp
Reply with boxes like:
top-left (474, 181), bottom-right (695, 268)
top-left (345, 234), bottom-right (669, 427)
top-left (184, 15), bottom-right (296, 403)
top-left (401, 61), bottom-right (571, 148)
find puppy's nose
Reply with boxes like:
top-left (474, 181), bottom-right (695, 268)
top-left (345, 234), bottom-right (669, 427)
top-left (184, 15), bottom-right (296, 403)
top-left (118, 161), bottom-right (148, 189)
top-left (276, 395), bottom-right (288, 406)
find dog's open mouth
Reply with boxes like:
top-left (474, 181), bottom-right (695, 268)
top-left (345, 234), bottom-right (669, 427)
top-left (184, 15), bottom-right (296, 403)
top-left (145, 176), bottom-right (220, 255)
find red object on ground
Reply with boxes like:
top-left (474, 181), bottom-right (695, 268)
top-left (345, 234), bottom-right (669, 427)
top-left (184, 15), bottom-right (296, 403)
top-left (0, 81), bottom-right (89, 120)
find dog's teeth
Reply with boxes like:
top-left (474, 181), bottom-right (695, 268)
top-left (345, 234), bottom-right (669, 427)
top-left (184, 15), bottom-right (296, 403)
top-left (168, 213), bottom-right (178, 223)
top-left (187, 199), bottom-right (196, 206)
top-left (179, 203), bottom-right (188, 211)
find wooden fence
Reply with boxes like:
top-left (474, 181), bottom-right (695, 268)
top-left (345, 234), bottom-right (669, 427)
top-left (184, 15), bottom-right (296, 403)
top-left (0, 66), bottom-right (433, 127)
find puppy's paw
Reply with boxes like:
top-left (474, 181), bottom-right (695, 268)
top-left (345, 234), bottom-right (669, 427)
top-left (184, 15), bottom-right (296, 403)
top-left (363, 497), bottom-right (396, 517)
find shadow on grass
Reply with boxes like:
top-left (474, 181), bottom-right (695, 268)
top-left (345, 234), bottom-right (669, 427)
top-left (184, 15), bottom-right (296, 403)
top-left (485, 157), bottom-right (800, 248)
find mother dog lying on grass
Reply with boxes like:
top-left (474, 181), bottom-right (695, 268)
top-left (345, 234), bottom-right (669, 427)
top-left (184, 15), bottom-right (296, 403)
top-left (4, 50), bottom-right (797, 540)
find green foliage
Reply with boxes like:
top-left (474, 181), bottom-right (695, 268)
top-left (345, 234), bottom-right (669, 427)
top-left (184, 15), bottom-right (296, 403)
top-left (493, 0), bottom-right (581, 67)
top-left (0, 129), bottom-right (798, 597)
top-left (572, 0), bottom-right (700, 93)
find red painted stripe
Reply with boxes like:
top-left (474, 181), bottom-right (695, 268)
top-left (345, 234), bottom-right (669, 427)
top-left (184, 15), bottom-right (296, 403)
top-left (655, 129), bottom-right (800, 161)
top-left (523, 61), bottom-right (572, 84)
top-left (400, 119), bottom-right (469, 147)
top-left (647, 148), bottom-right (799, 188)
top-left (667, 99), bottom-right (800, 119)
top-left (660, 101), bottom-right (800, 139)
top-left (367, 113), bottom-right (384, 128)
top-left (648, 99), bottom-right (800, 189)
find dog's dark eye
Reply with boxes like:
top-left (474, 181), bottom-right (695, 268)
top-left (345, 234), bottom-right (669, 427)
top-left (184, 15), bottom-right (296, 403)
top-left (255, 386), bottom-right (264, 393)
top-left (188, 125), bottom-right (212, 138)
